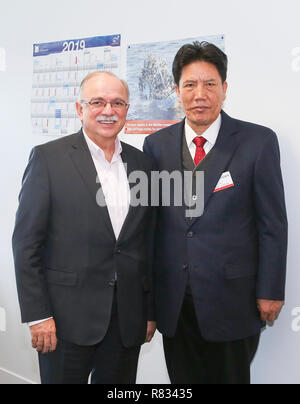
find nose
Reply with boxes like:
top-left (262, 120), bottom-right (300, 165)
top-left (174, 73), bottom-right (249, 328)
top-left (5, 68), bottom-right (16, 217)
top-left (102, 102), bottom-right (114, 114)
top-left (194, 83), bottom-right (207, 99)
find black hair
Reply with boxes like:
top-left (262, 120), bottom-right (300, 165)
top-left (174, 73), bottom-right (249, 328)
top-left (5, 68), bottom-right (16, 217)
top-left (172, 41), bottom-right (228, 85)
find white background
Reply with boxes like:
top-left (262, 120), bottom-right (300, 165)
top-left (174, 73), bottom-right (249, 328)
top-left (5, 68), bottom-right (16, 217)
top-left (0, 0), bottom-right (300, 384)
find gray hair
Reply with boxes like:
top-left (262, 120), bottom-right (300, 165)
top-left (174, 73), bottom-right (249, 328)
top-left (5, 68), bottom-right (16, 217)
top-left (79, 71), bottom-right (130, 100)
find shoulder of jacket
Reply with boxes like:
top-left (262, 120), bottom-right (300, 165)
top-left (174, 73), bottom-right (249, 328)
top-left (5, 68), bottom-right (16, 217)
top-left (121, 141), bottom-right (153, 167)
top-left (35, 132), bottom-right (80, 152)
top-left (145, 121), bottom-right (183, 144)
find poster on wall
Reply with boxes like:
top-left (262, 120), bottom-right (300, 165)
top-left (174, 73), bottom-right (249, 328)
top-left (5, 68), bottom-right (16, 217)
top-left (125, 34), bottom-right (225, 135)
top-left (31, 34), bottom-right (121, 136)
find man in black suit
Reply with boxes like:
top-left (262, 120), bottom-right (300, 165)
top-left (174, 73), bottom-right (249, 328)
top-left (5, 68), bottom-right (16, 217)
top-left (143, 42), bottom-right (288, 384)
top-left (13, 71), bottom-right (156, 384)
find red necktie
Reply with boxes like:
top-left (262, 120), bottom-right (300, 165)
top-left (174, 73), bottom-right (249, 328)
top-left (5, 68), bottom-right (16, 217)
top-left (193, 137), bottom-right (207, 166)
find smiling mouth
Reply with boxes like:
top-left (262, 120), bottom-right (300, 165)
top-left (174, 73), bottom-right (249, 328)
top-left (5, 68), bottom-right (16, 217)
top-left (97, 120), bottom-right (117, 124)
top-left (96, 115), bottom-right (119, 125)
top-left (192, 106), bottom-right (210, 111)
top-left (96, 119), bottom-right (118, 125)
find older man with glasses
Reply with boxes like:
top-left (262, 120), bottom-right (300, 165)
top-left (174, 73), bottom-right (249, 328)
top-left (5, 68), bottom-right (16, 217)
top-left (12, 71), bottom-right (156, 384)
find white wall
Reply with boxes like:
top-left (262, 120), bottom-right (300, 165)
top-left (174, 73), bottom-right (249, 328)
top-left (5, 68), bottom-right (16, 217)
top-left (0, 0), bottom-right (300, 384)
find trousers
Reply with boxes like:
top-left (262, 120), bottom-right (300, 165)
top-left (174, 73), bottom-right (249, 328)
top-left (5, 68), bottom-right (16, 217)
top-left (163, 292), bottom-right (260, 384)
top-left (38, 288), bottom-right (141, 384)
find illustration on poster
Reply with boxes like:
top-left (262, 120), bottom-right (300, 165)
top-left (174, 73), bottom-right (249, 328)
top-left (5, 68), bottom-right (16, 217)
top-left (125, 34), bottom-right (224, 134)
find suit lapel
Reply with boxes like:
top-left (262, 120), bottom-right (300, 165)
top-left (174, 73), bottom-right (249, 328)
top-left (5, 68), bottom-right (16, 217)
top-left (203, 111), bottom-right (239, 207)
top-left (187, 111), bottom-right (239, 228)
top-left (69, 130), bottom-right (116, 241)
top-left (164, 120), bottom-right (185, 173)
top-left (115, 143), bottom-right (137, 242)
top-left (114, 142), bottom-right (136, 240)
top-left (164, 120), bottom-right (192, 223)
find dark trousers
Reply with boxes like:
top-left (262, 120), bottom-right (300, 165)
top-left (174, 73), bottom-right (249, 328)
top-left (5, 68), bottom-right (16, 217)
top-left (38, 289), bottom-right (140, 384)
top-left (163, 292), bottom-right (260, 384)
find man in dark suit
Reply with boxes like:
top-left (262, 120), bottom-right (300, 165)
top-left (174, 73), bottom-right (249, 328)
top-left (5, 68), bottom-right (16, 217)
top-left (12, 71), bottom-right (156, 384)
top-left (143, 42), bottom-right (287, 384)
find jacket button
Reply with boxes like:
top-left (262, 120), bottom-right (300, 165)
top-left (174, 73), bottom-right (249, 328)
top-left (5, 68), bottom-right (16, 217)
top-left (182, 264), bottom-right (188, 270)
top-left (109, 280), bottom-right (116, 287)
top-left (187, 232), bottom-right (194, 238)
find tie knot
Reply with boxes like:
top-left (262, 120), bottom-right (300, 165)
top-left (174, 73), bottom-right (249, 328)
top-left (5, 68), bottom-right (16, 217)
top-left (193, 136), bottom-right (206, 148)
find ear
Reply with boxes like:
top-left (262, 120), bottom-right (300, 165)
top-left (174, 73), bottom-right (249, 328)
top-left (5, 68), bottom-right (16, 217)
top-left (222, 81), bottom-right (228, 102)
top-left (75, 101), bottom-right (83, 121)
top-left (175, 84), bottom-right (182, 103)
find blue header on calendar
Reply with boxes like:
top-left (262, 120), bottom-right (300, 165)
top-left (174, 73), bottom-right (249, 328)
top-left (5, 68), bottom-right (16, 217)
top-left (33, 34), bottom-right (121, 57)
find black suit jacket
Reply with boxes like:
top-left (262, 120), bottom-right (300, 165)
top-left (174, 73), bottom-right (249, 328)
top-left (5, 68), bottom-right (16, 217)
top-left (143, 111), bottom-right (288, 342)
top-left (13, 130), bottom-right (155, 347)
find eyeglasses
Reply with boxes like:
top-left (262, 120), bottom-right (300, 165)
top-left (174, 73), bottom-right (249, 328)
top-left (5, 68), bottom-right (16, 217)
top-left (80, 98), bottom-right (129, 112)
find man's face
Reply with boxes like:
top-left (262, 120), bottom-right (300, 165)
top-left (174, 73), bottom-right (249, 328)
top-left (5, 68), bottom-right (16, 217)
top-left (76, 74), bottom-right (129, 142)
top-left (175, 61), bottom-right (227, 134)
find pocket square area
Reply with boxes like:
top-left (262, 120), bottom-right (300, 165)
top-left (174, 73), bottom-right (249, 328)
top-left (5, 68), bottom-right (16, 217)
top-left (214, 171), bottom-right (234, 193)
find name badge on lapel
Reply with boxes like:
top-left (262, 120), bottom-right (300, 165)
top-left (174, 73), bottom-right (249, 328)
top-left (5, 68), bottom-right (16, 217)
top-left (214, 171), bottom-right (234, 193)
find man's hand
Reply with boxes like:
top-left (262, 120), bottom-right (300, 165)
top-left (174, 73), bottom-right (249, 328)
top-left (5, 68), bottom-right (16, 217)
top-left (257, 299), bottom-right (284, 323)
top-left (145, 321), bottom-right (156, 343)
top-left (30, 318), bottom-right (57, 354)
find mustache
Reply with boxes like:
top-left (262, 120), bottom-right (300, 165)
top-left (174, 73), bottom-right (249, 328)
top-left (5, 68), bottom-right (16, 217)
top-left (96, 115), bottom-right (119, 123)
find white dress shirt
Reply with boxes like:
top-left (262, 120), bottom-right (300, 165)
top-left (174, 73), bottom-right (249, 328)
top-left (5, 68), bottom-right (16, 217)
top-left (29, 132), bottom-right (130, 327)
top-left (83, 131), bottom-right (131, 239)
top-left (185, 113), bottom-right (222, 159)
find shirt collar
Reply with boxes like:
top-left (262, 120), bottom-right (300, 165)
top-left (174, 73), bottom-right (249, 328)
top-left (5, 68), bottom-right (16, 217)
top-left (185, 113), bottom-right (222, 148)
top-left (82, 129), bottom-right (123, 163)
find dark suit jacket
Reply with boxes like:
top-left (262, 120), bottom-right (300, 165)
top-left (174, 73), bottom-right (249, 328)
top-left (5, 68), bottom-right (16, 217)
top-left (143, 110), bottom-right (288, 342)
top-left (12, 130), bottom-right (155, 347)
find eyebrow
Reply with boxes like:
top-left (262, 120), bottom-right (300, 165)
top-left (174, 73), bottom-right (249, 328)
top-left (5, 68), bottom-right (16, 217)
top-left (90, 96), bottom-right (127, 102)
top-left (183, 78), bottom-right (218, 84)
